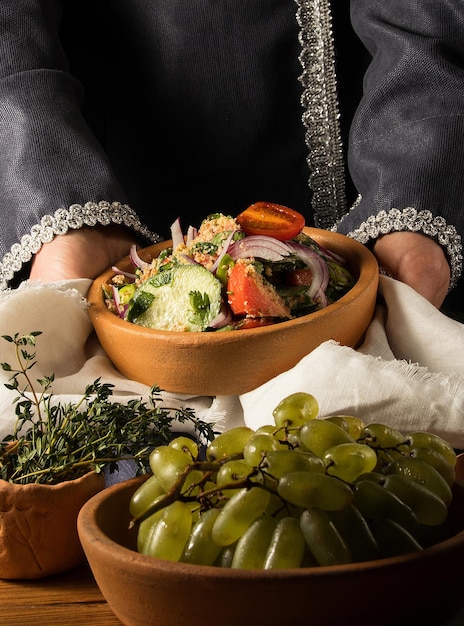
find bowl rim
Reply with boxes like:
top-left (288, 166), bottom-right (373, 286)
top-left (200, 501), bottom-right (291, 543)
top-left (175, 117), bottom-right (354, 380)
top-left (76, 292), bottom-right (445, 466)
top-left (78, 474), bottom-right (464, 581)
top-left (86, 228), bottom-right (379, 341)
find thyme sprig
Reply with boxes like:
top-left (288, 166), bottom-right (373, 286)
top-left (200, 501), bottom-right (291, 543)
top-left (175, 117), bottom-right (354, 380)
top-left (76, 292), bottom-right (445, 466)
top-left (0, 332), bottom-right (217, 485)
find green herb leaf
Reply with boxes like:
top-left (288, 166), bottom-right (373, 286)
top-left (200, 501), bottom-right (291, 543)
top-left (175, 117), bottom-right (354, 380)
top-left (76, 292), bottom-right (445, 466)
top-left (0, 333), bottom-right (218, 484)
top-left (188, 290), bottom-right (211, 327)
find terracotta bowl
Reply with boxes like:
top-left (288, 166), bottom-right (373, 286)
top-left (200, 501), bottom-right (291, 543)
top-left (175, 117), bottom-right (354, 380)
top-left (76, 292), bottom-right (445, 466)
top-left (0, 471), bottom-right (104, 579)
top-left (78, 474), bottom-right (464, 626)
top-left (87, 229), bottom-right (379, 396)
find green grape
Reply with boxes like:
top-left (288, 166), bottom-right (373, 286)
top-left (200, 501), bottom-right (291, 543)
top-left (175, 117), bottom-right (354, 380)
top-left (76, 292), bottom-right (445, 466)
top-left (298, 418), bottom-right (355, 458)
top-left (212, 486), bottom-right (271, 546)
top-left (300, 508), bottom-right (352, 566)
top-left (407, 446), bottom-right (456, 487)
top-left (323, 442), bottom-right (378, 483)
top-left (149, 445), bottom-right (192, 491)
top-left (231, 513), bottom-right (277, 569)
top-left (141, 500), bottom-right (192, 561)
top-left (415, 516), bottom-right (453, 549)
top-left (181, 507), bottom-right (222, 565)
top-left (206, 426), bottom-right (254, 461)
top-left (368, 518), bottom-right (423, 558)
top-left (243, 432), bottom-right (282, 467)
top-left (328, 504), bottom-right (379, 563)
top-left (272, 392), bottom-right (319, 429)
top-left (301, 550), bottom-right (319, 567)
top-left (265, 491), bottom-right (289, 518)
top-left (199, 479), bottom-right (221, 509)
top-left (383, 473), bottom-right (448, 526)
top-left (137, 511), bottom-right (163, 553)
top-left (187, 502), bottom-right (202, 526)
top-left (168, 435), bottom-right (199, 461)
top-left (129, 474), bottom-right (166, 518)
top-left (297, 450), bottom-right (329, 470)
top-left (359, 423), bottom-right (407, 449)
top-left (278, 471), bottom-right (353, 511)
top-left (216, 459), bottom-right (253, 496)
top-left (256, 424), bottom-right (278, 436)
top-left (180, 468), bottom-right (208, 500)
top-left (132, 401), bottom-right (459, 570)
top-left (285, 432), bottom-right (301, 448)
top-left (263, 516), bottom-right (306, 569)
top-left (386, 457), bottom-right (453, 506)
top-left (352, 479), bottom-right (419, 537)
top-left (263, 448), bottom-right (325, 480)
top-left (374, 448), bottom-right (404, 467)
top-left (214, 543), bottom-right (237, 568)
top-left (405, 431), bottom-right (457, 468)
top-left (257, 423), bottom-right (296, 447)
top-left (353, 471), bottom-right (385, 484)
top-left (324, 415), bottom-right (366, 439)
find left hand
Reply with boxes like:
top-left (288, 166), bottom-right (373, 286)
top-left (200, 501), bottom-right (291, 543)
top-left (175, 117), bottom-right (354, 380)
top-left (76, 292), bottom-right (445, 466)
top-left (29, 225), bottom-right (137, 284)
top-left (373, 231), bottom-right (450, 308)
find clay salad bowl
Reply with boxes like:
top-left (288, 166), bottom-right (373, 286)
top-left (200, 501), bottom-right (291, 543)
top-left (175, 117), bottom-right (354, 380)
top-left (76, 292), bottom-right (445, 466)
top-left (87, 226), bottom-right (379, 396)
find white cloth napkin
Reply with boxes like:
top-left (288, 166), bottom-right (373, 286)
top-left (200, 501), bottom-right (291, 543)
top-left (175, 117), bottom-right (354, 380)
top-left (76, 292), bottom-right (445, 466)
top-left (1, 276), bottom-right (463, 453)
top-left (241, 276), bottom-right (464, 448)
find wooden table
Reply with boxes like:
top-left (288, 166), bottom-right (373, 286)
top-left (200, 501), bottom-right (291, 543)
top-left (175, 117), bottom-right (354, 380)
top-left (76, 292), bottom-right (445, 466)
top-left (0, 562), bottom-right (121, 625)
top-left (1, 559), bottom-right (464, 626)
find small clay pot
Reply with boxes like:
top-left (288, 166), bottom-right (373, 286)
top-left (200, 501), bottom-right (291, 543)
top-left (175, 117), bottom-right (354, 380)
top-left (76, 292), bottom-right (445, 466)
top-left (0, 470), bottom-right (105, 579)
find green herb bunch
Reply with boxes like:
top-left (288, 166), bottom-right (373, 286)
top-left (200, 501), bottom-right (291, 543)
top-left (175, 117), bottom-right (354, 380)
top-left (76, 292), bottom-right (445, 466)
top-left (0, 332), bottom-right (217, 485)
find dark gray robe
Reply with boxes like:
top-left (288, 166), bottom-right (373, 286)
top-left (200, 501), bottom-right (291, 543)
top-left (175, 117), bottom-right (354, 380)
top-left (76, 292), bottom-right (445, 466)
top-left (0, 0), bottom-right (462, 317)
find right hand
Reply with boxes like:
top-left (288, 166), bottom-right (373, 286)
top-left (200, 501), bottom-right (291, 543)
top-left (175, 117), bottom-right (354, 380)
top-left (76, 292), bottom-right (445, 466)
top-left (373, 231), bottom-right (451, 308)
top-left (30, 225), bottom-right (137, 283)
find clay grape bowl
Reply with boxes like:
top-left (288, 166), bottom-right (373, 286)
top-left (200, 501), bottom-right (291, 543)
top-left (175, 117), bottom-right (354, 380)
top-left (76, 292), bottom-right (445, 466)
top-left (78, 474), bottom-right (464, 626)
top-left (86, 229), bottom-right (379, 396)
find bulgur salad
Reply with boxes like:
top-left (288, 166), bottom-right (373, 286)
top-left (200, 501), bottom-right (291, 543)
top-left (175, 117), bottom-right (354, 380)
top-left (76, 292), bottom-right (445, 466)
top-left (102, 203), bottom-right (355, 332)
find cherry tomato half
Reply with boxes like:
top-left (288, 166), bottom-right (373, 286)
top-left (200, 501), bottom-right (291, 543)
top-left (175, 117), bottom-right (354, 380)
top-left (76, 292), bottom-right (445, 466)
top-left (234, 317), bottom-right (277, 330)
top-left (236, 202), bottom-right (305, 241)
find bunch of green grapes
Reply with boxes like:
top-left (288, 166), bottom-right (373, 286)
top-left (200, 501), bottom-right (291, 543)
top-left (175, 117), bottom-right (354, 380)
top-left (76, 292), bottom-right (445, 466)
top-left (129, 392), bottom-right (458, 569)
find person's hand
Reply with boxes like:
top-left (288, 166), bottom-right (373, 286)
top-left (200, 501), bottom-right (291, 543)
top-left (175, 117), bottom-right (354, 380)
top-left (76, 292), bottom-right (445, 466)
top-left (373, 231), bottom-right (451, 308)
top-left (30, 225), bottom-right (137, 283)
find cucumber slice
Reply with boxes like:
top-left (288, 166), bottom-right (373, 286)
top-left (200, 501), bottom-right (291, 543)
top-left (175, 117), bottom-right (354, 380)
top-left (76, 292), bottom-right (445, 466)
top-left (128, 264), bottom-right (223, 332)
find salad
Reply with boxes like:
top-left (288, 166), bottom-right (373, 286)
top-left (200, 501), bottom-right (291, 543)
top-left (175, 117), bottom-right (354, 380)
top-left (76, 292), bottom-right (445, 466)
top-left (103, 202), bottom-right (355, 332)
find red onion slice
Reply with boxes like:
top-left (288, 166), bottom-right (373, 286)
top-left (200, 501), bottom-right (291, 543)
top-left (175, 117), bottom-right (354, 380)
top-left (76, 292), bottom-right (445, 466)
top-left (186, 225), bottom-right (198, 244)
top-left (315, 287), bottom-right (328, 308)
top-left (170, 217), bottom-right (184, 250)
top-left (111, 285), bottom-right (126, 318)
top-left (228, 235), bottom-right (291, 262)
top-left (317, 243), bottom-right (347, 265)
top-left (285, 241), bottom-right (329, 300)
top-left (111, 266), bottom-right (137, 280)
top-left (179, 253), bottom-right (200, 265)
top-left (210, 230), bottom-right (238, 273)
top-left (208, 302), bottom-right (233, 329)
top-left (129, 244), bottom-right (151, 270)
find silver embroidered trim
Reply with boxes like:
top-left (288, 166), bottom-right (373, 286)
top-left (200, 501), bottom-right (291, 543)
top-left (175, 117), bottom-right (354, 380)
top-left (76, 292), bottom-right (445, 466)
top-left (341, 206), bottom-right (463, 289)
top-left (0, 201), bottom-right (161, 291)
top-left (295, 3), bottom-right (463, 289)
top-left (295, 0), bottom-right (347, 229)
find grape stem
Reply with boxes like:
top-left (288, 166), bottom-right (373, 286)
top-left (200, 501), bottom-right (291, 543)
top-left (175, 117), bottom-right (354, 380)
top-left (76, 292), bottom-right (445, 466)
top-left (128, 457), bottom-right (275, 528)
